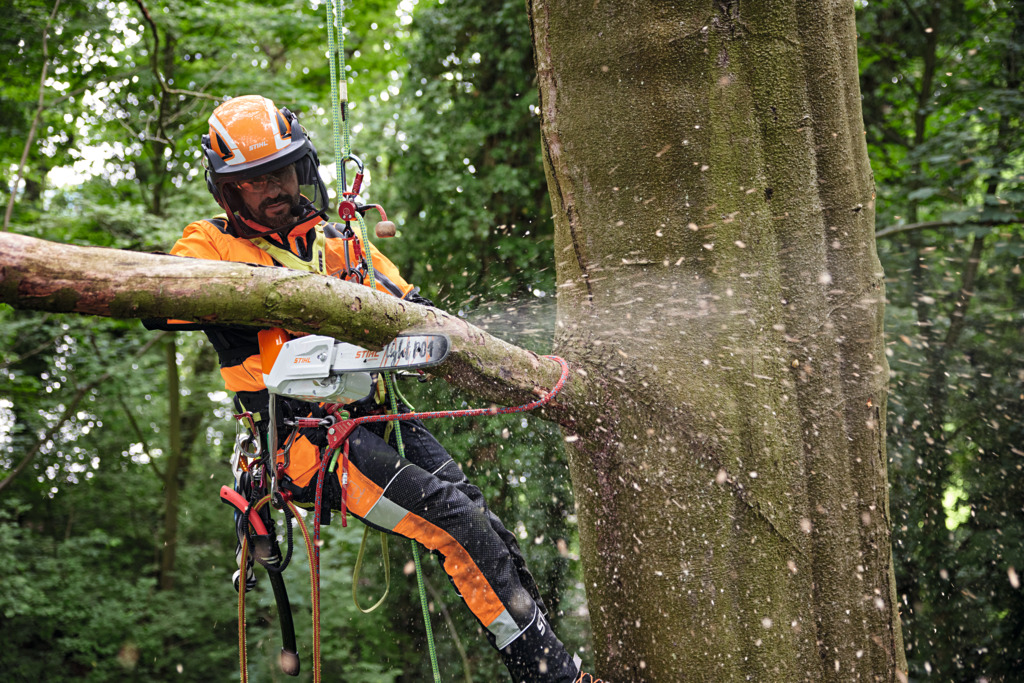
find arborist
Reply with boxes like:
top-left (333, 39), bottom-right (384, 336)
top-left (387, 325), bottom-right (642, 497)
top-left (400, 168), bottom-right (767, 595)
top-left (145, 95), bottom-right (600, 683)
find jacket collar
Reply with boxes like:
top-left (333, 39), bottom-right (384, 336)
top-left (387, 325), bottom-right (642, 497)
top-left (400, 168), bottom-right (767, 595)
top-left (239, 212), bottom-right (323, 241)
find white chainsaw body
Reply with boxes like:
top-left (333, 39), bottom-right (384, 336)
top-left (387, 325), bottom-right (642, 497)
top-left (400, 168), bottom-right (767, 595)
top-left (263, 333), bottom-right (450, 404)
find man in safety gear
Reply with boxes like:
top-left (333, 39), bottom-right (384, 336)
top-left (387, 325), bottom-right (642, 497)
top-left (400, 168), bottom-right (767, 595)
top-left (145, 95), bottom-right (594, 683)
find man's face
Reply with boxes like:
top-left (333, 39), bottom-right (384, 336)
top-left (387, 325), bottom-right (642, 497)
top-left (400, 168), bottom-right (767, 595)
top-left (234, 163), bottom-right (301, 229)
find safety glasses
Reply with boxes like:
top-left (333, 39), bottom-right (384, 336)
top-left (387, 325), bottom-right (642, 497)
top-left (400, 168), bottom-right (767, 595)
top-left (234, 164), bottom-right (297, 193)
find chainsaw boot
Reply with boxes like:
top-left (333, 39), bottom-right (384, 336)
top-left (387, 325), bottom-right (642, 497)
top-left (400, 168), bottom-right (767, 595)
top-left (499, 610), bottom-right (581, 683)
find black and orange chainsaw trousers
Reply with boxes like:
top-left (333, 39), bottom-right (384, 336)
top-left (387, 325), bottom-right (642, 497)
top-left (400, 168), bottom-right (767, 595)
top-left (286, 413), bottom-right (580, 683)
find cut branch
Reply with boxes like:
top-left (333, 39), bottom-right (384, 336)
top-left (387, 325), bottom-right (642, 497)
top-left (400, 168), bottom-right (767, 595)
top-left (0, 233), bottom-right (571, 419)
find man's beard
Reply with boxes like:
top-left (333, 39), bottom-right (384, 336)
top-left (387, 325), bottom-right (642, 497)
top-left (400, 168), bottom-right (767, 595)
top-left (252, 192), bottom-right (301, 229)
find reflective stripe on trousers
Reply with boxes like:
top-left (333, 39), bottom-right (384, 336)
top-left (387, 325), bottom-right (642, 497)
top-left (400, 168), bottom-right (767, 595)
top-left (342, 421), bottom-right (536, 648)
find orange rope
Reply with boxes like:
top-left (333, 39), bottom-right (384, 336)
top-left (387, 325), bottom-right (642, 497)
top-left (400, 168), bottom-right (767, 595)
top-left (237, 525), bottom-right (253, 683)
top-left (236, 495), bottom-right (322, 683)
top-left (288, 499), bottom-right (322, 683)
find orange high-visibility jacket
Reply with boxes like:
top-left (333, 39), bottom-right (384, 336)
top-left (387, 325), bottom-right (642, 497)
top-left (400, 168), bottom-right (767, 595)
top-left (147, 215), bottom-right (427, 487)
top-left (166, 215), bottom-right (422, 394)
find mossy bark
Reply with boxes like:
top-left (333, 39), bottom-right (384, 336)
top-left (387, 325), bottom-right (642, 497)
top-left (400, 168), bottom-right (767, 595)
top-left (530, 0), bottom-right (904, 680)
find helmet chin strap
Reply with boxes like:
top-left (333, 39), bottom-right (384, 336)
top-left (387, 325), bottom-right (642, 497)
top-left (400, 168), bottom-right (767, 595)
top-left (230, 199), bottom-right (326, 240)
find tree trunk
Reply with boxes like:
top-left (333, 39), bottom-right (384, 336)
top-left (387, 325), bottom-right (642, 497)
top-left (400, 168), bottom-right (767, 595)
top-left (530, 0), bottom-right (904, 680)
top-left (158, 336), bottom-right (183, 591)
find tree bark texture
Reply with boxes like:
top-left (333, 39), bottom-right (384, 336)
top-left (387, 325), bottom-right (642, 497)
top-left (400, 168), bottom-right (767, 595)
top-left (0, 232), bottom-right (567, 415)
top-left (158, 337), bottom-right (182, 591)
top-left (530, 0), bottom-right (904, 680)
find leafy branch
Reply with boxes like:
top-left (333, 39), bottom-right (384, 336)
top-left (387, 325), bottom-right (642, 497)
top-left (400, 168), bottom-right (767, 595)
top-left (0, 332), bottom-right (168, 495)
top-left (3, 0), bottom-right (61, 231)
top-left (130, 0), bottom-right (222, 105)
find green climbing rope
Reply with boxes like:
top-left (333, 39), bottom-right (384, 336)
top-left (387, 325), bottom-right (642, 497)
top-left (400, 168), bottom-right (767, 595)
top-left (324, 2), bottom-right (440, 680)
top-left (386, 374), bottom-right (442, 682)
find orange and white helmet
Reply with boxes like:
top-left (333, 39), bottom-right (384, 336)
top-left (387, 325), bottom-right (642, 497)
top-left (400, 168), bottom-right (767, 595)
top-left (202, 95), bottom-right (328, 237)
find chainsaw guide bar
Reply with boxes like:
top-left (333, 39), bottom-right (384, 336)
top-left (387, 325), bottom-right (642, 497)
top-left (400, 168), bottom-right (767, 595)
top-left (334, 333), bottom-right (450, 373)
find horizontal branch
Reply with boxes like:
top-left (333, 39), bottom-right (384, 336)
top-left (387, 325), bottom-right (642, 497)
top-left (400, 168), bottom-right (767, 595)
top-left (0, 233), bottom-right (570, 417)
top-left (875, 218), bottom-right (1016, 239)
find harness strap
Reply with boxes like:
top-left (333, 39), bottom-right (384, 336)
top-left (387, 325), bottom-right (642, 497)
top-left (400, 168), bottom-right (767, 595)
top-left (252, 222), bottom-right (329, 275)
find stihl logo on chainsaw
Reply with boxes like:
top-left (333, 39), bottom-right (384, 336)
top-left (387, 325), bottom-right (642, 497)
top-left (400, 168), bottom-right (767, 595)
top-left (355, 350), bottom-right (380, 360)
top-left (293, 357), bottom-right (313, 364)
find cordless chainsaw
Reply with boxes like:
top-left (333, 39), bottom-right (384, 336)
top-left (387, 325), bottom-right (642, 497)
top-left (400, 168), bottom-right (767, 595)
top-left (258, 330), bottom-right (451, 403)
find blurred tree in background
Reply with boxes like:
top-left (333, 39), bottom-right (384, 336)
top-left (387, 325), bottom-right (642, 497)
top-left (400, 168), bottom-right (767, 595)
top-left (0, 0), bottom-right (1021, 680)
top-left (859, 0), bottom-right (1024, 679)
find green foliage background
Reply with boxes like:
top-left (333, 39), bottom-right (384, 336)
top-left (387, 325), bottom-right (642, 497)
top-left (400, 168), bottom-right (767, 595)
top-left (858, 1), bottom-right (1024, 679)
top-left (0, 0), bottom-right (1021, 681)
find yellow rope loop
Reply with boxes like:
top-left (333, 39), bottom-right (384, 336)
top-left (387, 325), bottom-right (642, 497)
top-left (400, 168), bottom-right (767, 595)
top-left (352, 526), bottom-right (391, 613)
